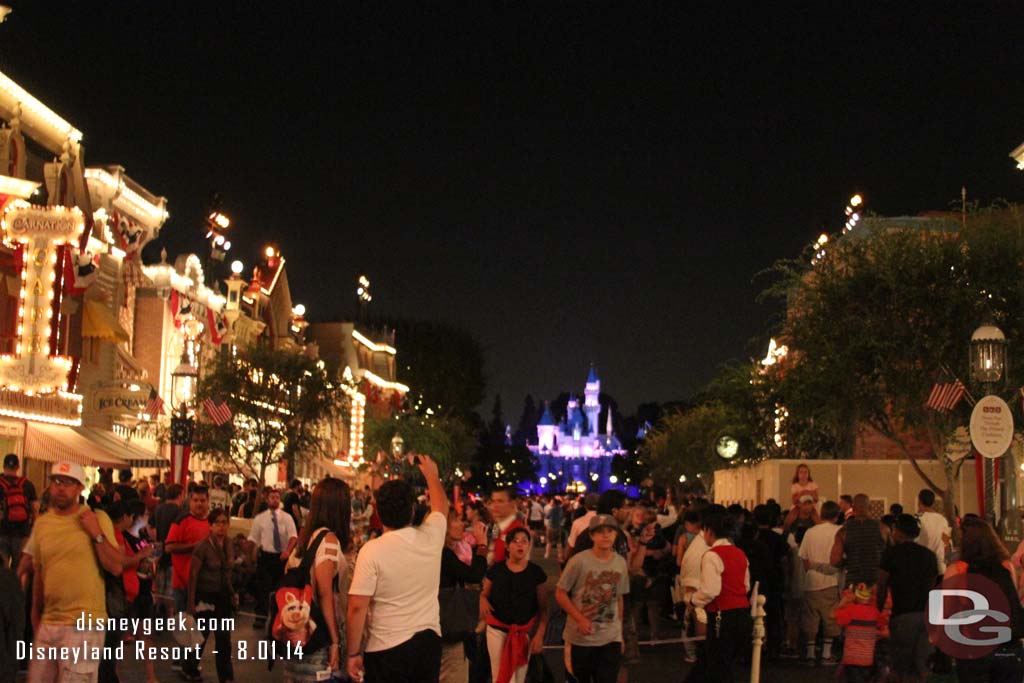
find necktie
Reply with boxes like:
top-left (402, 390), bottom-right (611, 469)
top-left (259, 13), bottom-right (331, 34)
top-left (271, 509), bottom-right (282, 553)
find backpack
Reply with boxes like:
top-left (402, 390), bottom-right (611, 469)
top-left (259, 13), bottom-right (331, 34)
top-left (267, 529), bottom-right (333, 662)
top-left (0, 476), bottom-right (29, 524)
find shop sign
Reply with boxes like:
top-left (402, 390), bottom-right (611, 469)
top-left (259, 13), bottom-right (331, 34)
top-left (969, 395), bottom-right (1014, 459)
top-left (93, 387), bottom-right (148, 416)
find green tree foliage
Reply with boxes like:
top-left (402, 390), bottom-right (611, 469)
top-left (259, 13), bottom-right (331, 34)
top-left (363, 410), bottom-right (478, 478)
top-left (764, 206), bottom-right (1024, 522)
top-left (641, 401), bottom-right (743, 492)
top-left (192, 345), bottom-right (341, 483)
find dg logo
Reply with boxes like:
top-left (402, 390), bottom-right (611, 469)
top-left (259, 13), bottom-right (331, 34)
top-left (927, 573), bottom-right (1013, 659)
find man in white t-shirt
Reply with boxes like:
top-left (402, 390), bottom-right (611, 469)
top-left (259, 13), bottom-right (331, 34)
top-left (797, 500), bottom-right (842, 664)
top-left (915, 488), bottom-right (951, 575)
top-left (347, 455), bottom-right (448, 683)
top-left (566, 493), bottom-right (600, 550)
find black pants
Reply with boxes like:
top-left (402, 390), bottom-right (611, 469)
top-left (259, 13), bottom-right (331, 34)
top-left (764, 591), bottom-right (783, 656)
top-left (685, 607), bottom-right (751, 683)
top-left (569, 641), bottom-right (621, 683)
top-left (364, 629), bottom-right (441, 683)
top-left (255, 549), bottom-right (285, 617)
top-left (183, 591), bottom-right (234, 682)
top-left (97, 628), bottom-right (124, 683)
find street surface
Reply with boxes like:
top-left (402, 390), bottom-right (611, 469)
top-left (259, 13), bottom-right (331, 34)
top-left (16, 547), bottom-right (955, 683)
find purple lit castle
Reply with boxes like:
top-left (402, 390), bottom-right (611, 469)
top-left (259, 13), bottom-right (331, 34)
top-left (531, 366), bottom-right (626, 493)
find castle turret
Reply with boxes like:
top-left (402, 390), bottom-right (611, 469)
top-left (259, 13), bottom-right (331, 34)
top-left (537, 402), bottom-right (556, 452)
top-left (584, 365), bottom-right (600, 437)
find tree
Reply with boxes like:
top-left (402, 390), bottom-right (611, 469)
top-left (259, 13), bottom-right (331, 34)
top-left (363, 409), bottom-right (478, 478)
top-left (192, 345), bottom-right (342, 483)
top-left (513, 394), bottom-right (538, 446)
top-left (642, 401), bottom-right (743, 493)
top-left (765, 206), bottom-right (1024, 526)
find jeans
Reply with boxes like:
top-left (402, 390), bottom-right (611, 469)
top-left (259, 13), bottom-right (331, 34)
top-left (183, 591), bottom-right (235, 682)
top-left (364, 629), bottom-right (441, 683)
top-left (569, 641), bottom-right (621, 683)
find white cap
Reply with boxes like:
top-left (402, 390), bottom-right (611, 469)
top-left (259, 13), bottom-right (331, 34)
top-left (50, 461), bottom-right (86, 485)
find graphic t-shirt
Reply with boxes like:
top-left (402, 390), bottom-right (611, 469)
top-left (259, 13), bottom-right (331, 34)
top-left (557, 550), bottom-right (630, 647)
top-left (165, 515), bottom-right (210, 590)
top-left (25, 507), bottom-right (117, 624)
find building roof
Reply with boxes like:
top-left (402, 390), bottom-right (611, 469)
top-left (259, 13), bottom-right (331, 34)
top-left (538, 404), bottom-right (555, 426)
top-left (586, 364), bottom-right (599, 384)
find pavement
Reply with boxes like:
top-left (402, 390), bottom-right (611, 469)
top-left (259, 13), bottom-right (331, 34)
top-left (16, 545), bottom-right (952, 683)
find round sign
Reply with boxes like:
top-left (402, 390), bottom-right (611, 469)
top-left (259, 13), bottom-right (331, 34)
top-left (969, 395), bottom-right (1014, 459)
top-left (716, 435), bottom-right (739, 460)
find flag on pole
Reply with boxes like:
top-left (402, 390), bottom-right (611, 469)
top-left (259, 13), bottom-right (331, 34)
top-left (170, 417), bottom-right (194, 487)
top-left (925, 378), bottom-right (966, 413)
top-left (202, 396), bottom-right (233, 426)
top-left (145, 388), bottom-right (165, 419)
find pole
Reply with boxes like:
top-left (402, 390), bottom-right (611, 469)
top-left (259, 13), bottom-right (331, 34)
top-left (1000, 447), bottom-right (1021, 545)
top-left (749, 581), bottom-right (766, 683)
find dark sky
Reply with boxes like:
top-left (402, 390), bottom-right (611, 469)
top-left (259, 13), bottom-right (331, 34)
top-left (3, 4), bottom-right (1023, 414)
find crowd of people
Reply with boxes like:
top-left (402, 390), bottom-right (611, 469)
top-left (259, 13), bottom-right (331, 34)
top-left (1, 456), bottom-right (1024, 683)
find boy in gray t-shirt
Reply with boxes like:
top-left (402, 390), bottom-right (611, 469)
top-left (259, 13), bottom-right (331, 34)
top-left (556, 514), bottom-right (630, 682)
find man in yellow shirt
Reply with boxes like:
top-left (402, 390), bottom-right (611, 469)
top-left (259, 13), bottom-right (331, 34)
top-left (25, 461), bottom-right (122, 683)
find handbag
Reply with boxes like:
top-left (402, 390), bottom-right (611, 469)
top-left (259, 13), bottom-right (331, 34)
top-left (438, 584), bottom-right (480, 641)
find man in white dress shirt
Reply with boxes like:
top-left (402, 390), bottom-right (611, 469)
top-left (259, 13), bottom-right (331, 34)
top-left (248, 488), bottom-right (297, 628)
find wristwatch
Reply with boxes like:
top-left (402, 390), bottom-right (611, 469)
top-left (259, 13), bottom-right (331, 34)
top-left (93, 533), bottom-right (106, 545)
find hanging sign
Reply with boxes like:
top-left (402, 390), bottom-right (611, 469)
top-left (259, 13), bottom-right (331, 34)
top-left (969, 395), bottom-right (1014, 459)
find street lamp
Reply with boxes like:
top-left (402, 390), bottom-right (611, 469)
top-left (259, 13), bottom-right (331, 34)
top-left (969, 322), bottom-right (1019, 541)
top-left (169, 317), bottom-right (202, 486)
top-left (391, 433), bottom-right (405, 459)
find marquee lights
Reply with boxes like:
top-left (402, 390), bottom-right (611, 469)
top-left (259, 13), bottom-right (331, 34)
top-left (0, 176), bottom-right (39, 200)
top-left (84, 168), bottom-right (168, 226)
top-left (362, 369), bottom-right (409, 393)
top-left (812, 193), bottom-right (864, 264)
top-left (0, 70), bottom-right (83, 146)
top-left (0, 202), bottom-right (83, 396)
top-left (352, 329), bottom-right (396, 355)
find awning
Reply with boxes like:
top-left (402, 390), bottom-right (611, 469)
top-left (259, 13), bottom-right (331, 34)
top-left (82, 299), bottom-right (130, 344)
top-left (75, 427), bottom-right (165, 468)
top-left (25, 422), bottom-right (127, 468)
top-left (24, 423), bottom-right (166, 469)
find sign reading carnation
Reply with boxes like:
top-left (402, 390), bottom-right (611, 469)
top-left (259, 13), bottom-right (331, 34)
top-left (969, 395), bottom-right (1014, 459)
top-left (0, 201), bottom-right (83, 398)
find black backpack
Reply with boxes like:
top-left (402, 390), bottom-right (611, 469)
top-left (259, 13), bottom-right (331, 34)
top-left (266, 530), bottom-right (334, 663)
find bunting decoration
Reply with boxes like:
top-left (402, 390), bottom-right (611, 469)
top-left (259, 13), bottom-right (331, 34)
top-left (111, 211), bottom-right (152, 289)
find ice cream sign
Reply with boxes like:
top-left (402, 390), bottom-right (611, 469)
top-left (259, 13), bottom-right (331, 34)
top-left (0, 201), bottom-right (83, 394)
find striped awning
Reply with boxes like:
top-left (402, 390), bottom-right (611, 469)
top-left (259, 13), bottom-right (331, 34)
top-left (24, 423), bottom-right (167, 469)
top-left (25, 422), bottom-right (126, 468)
top-left (75, 427), bottom-right (166, 468)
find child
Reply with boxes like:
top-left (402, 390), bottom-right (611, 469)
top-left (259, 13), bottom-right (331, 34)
top-left (556, 514), bottom-right (631, 683)
top-left (832, 583), bottom-right (887, 683)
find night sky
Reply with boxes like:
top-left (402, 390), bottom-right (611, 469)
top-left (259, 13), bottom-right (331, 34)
top-left (2, 4), bottom-right (1023, 414)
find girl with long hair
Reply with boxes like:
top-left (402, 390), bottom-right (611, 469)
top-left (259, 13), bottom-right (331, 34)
top-left (789, 463), bottom-right (819, 507)
top-left (282, 477), bottom-right (351, 683)
top-left (944, 517), bottom-right (1024, 682)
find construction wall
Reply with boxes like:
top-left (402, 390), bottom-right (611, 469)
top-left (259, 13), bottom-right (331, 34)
top-left (713, 458), bottom-right (981, 516)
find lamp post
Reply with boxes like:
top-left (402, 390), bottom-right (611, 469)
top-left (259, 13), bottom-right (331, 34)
top-left (969, 323), bottom-right (1019, 541)
top-left (169, 317), bottom-right (202, 487)
top-left (391, 433), bottom-right (405, 460)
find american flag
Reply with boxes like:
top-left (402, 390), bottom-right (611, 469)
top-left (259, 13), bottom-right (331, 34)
top-left (925, 379), bottom-right (966, 413)
top-left (202, 396), bottom-right (233, 426)
top-left (145, 388), bottom-right (165, 418)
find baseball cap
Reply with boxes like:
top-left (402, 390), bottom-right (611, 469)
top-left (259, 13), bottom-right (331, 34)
top-left (588, 513), bottom-right (620, 533)
top-left (584, 493), bottom-right (600, 510)
top-left (50, 461), bottom-right (86, 485)
top-left (2, 453), bottom-right (17, 469)
top-left (799, 494), bottom-right (815, 504)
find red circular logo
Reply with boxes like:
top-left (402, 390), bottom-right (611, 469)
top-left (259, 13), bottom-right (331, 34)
top-left (926, 572), bottom-right (1013, 659)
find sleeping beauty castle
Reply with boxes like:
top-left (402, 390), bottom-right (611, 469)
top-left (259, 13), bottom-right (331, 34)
top-left (530, 366), bottom-right (627, 493)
